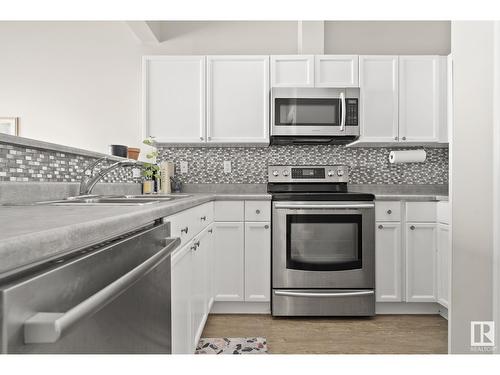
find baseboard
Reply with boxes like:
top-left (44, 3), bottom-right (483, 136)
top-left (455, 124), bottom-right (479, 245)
top-left (376, 302), bottom-right (441, 314)
top-left (438, 305), bottom-right (449, 320)
top-left (210, 301), bottom-right (271, 314)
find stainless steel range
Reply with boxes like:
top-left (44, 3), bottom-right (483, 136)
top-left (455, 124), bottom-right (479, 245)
top-left (268, 165), bottom-right (375, 316)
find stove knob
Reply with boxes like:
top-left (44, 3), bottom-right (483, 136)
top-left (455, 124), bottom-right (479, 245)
top-left (282, 170), bottom-right (290, 177)
top-left (272, 170), bottom-right (279, 177)
top-left (327, 170), bottom-right (334, 177)
top-left (337, 169), bottom-right (345, 177)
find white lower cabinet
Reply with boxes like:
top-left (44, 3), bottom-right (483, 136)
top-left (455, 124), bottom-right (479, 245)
top-left (244, 222), bottom-right (271, 302)
top-left (375, 222), bottom-right (402, 302)
top-left (405, 223), bottom-right (437, 302)
top-left (214, 222), bottom-right (245, 301)
top-left (437, 224), bottom-right (450, 308)
top-left (171, 241), bottom-right (193, 354)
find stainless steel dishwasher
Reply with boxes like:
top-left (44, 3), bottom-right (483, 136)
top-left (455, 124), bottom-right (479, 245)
top-left (0, 222), bottom-right (180, 354)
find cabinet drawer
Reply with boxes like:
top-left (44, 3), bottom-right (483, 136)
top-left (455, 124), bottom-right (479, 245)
top-left (244, 201), bottom-right (271, 221)
top-left (375, 201), bottom-right (401, 222)
top-left (192, 202), bottom-right (214, 233)
top-left (214, 201), bottom-right (244, 221)
top-left (437, 201), bottom-right (450, 224)
top-left (406, 202), bottom-right (437, 222)
top-left (167, 208), bottom-right (198, 246)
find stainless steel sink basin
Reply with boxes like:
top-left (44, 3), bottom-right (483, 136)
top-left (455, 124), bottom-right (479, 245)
top-left (36, 194), bottom-right (192, 206)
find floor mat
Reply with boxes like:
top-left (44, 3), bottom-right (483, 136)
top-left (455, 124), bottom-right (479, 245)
top-left (195, 337), bottom-right (268, 354)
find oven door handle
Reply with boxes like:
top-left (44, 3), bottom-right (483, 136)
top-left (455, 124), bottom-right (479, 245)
top-left (274, 290), bottom-right (374, 298)
top-left (273, 203), bottom-right (375, 210)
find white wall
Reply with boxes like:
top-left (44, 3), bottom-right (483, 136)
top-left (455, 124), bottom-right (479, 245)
top-left (0, 21), bottom-right (143, 154)
top-left (325, 21), bottom-right (451, 55)
top-left (450, 21), bottom-right (495, 354)
top-left (0, 21), bottom-right (451, 155)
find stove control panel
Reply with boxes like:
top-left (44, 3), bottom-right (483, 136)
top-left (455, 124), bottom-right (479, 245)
top-left (268, 165), bottom-right (349, 183)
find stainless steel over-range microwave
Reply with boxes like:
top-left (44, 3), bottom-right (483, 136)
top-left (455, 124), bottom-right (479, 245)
top-left (270, 87), bottom-right (360, 145)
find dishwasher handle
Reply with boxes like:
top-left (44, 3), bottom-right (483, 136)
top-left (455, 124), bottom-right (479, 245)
top-left (24, 237), bottom-right (180, 344)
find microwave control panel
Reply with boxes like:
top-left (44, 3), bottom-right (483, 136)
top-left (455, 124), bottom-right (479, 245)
top-left (345, 98), bottom-right (358, 126)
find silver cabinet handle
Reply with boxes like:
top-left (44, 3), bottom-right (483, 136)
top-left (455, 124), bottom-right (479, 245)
top-left (200, 216), bottom-right (207, 221)
top-left (394, 136), bottom-right (398, 140)
top-left (339, 92), bottom-right (346, 132)
top-left (255, 209), bottom-right (261, 214)
top-left (194, 241), bottom-right (200, 247)
top-left (24, 237), bottom-right (181, 344)
top-left (378, 224), bottom-right (384, 229)
top-left (264, 225), bottom-right (269, 229)
top-left (387, 209), bottom-right (392, 214)
top-left (410, 225), bottom-right (415, 230)
top-left (274, 203), bottom-right (374, 210)
top-left (191, 244), bottom-right (198, 251)
top-left (274, 290), bottom-right (374, 298)
top-left (402, 136), bottom-right (407, 141)
top-left (208, 229), bottom-right (213, 234)
top-left (181, 227), bottom-right (188, 234)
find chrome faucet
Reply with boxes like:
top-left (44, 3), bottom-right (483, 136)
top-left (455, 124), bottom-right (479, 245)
top-left (79, 158), bottom-right (144, 196)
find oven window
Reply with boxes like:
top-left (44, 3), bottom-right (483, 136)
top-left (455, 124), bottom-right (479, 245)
top-left (286, 214), bottom-right (362, 271)
top-left (274, 98), bottom-right (341, 126)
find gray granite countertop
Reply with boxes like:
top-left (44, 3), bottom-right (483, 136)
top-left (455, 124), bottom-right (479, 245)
top-left (0, 193), bottom-right (271, 278)
top-left (375, 194), bottom-right (448, 202)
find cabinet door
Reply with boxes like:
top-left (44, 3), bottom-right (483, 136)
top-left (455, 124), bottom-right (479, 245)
top-left (214, 222), bottom-right (245, 301)
top-left (171, 242), bottom-right (193, 354)
top-left (399, 56), bottom-right (443, 142)
top-left (406, 223), bottom-right (437, 302)
top-left (244, 222), bottom-right (271, 302)
top-left (270, 55), bottom-right (314, 87)
top-left (315, 55), bottom-right (359, 87)
top-left (206, 56), bottom-right (269, 143)
top-left (359, 56), bottom-right (399, 142)
top-left (437, 224), bottom-right (450, 308)
top-left (191, 228), bottom-right (211, 350)
top-left (375, 223), bottom-right (402, 302)
top-left (143, 56), bottom-right (205, 143)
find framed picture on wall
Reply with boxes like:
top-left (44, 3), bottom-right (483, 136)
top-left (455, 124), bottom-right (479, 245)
top-left (0, 117), bottom-right (19, 136)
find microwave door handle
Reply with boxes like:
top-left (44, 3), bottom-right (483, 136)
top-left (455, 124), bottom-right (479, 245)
top-left (23, 238), bottom-right (181, 344)
top-left (339, 92), bottom-right (346, 132)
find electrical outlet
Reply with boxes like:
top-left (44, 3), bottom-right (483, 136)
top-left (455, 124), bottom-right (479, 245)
top-left (223, 160), bottom-right (232, 174)
top-left (131, 168), bottom-right (141, 178)
top-left (180, 161), bottom-right (188, 174)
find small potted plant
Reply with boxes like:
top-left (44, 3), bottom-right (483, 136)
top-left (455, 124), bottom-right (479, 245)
top-left (142, 137), bottom-right (160, 194)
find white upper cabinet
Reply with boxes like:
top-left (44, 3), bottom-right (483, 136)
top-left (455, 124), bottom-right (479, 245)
top-left (143, 56), bottom-right (205, 143)
top-left (206, 56), bottom-right (269, 143)
top-left (399, 56), bottom-right (444, 143)
top-left (315, 55), bottom-right (359, 87)
top-left (271, 55), bottom-right (314, 87)
top-left (359, 56), bottom-right (399, 143)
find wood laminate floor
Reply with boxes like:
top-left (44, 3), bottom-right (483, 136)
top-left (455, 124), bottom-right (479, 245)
top-left (201, 314), bottom-right (448, 354)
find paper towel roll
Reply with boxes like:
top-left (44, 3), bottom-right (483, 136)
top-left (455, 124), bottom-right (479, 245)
top-left (389, 150), bottom-right (427, 164)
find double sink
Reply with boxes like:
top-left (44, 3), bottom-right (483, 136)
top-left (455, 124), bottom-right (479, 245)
top-left (37, 194), bottom-right (192, 206)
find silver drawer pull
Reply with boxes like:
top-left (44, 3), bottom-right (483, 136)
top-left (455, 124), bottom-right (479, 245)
top-left (200, 216), bottom-right (207, 221)
top-left (23, 238), bottom-right (180, 344)
top-left (194, 241), bottom-right (200, 247)
top-left (208, 229), bottom-right (213, 234)
top-left (378, 224), bottom-right (384, 229)
top-left (410, 225), bottom-right (416, 230)
top-left (274, 290), bottom-right (374, 298)
top-left (264, 225), bottom-right (269, 229)
top-left (181, 227), bottom-right (188, 234)
top-left (387, 209), bottom-right (392, 214)
top-left (255, 209), bottom-right (261, 214)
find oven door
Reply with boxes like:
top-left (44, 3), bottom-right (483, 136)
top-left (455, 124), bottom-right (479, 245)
top-left (272, 201), bottom-right (375, 289)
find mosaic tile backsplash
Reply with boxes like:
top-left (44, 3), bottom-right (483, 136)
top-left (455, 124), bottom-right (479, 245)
top-left (158, 145), bottom-right (449, 185)
top-left (0, 142), bottom-right (138, 183)
top-left (0, 140), bottom-right (448, 185)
